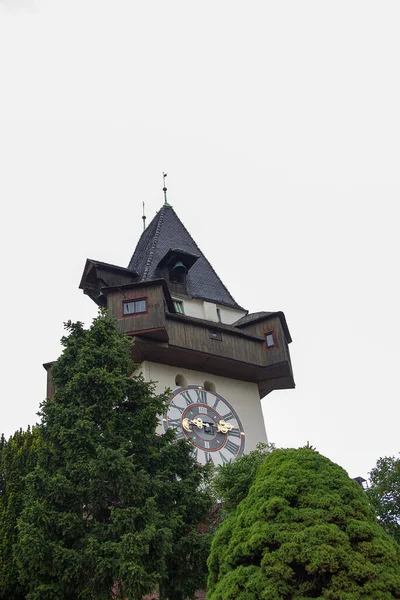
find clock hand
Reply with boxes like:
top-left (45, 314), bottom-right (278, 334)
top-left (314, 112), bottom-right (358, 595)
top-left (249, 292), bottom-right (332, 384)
top-left (187, 418), bottom-right (236, 434)
top-left (188, 418), bottom-right (216, 430)
top-left (182, 418), bottom-right (192, 432)
top-left (216, 420), bottom-right (234, 434)
top-left (182, 418), bottom-right (215, 432)
top-left (190, 417), bottom-right (205, 429)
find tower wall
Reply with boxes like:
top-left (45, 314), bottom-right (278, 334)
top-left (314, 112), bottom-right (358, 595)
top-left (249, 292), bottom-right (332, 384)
top-left (135, 360), bottom-right (268, 452)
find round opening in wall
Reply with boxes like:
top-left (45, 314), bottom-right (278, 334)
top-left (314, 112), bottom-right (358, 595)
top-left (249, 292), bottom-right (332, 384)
top-left (204, 380), bottom-right (216, 392)
top-left (175, 374), bottom-right (187, 388)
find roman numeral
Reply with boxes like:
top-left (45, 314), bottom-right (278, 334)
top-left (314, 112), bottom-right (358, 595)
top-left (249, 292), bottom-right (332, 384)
top-left (170, 402), bottom-right (184, 414)
top-left (205, 452), bottom-right (213, 463)
top-left (228, 428), bottom-right (241, 438)
top-left (168, 418), bottom-right (181, 428)
top-left (195, 389), bottom-right (208, 404)
top-left (225, 440), bottom-right (239, 455)
top-left (212, 397), bottom-right (220, 409)
top-left (175, 430), bottom-right (185, 440)
top-left (221, 411), bottom-right (234, 421)
top-left (219, 451), bottom-right (229, 464)
top-left (181, 391), bottom-right (194, 406)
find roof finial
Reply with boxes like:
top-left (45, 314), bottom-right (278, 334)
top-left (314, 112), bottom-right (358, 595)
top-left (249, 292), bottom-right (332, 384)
top-left (142, 201), bottom-right (146, 231)
top-left (162, 172), bottom-right (169, 205)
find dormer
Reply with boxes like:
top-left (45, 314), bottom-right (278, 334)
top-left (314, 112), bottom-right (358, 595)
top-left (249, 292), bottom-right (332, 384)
top-left (79, 259), bottom-right (138, 306)
top-left (155, 248), bottom-right (199, 296)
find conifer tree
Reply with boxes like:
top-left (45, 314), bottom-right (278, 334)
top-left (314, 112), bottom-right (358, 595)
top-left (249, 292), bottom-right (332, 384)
top-left (207, 448), bottom-right (400, 599)
top-left (0, 427), bottom-right (38, 599)
top-left (212, 443), bottom-right (271, 514)
top-left (16, 312), bottom-right (212, 600)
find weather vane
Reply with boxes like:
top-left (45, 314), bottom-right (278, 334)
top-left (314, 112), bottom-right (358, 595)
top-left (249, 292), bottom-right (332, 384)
top-left (162, 172), bottom-right (168, 205)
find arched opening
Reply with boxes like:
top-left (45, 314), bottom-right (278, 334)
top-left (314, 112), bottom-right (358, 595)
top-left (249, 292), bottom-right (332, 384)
top-left (175, 374), bottom-right (187, 388)
top-left (204, 380), bottom-right (216, 393)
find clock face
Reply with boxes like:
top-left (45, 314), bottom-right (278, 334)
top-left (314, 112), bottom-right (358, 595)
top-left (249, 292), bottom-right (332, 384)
top-left (163, 385), bottom-right (245, 466)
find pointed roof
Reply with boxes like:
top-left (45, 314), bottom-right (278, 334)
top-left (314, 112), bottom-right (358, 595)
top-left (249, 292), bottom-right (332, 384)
top-left (127, 204), bottom-right (245, 310)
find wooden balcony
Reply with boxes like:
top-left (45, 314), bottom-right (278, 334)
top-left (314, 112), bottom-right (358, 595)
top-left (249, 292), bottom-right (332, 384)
top-left (104, 283), bottom-right (294, 399)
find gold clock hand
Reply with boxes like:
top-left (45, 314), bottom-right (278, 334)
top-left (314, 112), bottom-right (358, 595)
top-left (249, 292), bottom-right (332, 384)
top-left (217, 420), bottom-right (234, 434)
top-left (182, 418), bottom-right (192, 432)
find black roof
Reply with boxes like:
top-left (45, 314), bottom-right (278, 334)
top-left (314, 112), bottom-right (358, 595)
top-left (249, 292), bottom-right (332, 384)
top-left (127, 204), bottom-right (245, 311)
top-left (85, 259), bottom-right (137, 276)
top-left (234, 311), bottom-right (275, 327)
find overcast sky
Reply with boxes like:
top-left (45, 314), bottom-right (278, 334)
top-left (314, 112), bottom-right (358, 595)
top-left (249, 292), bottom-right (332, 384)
top-left (1, 1), bottom-right (399, 480)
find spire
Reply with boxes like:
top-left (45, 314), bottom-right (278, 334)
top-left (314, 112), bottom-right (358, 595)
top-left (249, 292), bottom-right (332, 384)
top-left (162, 172), bottom-right (169, 205)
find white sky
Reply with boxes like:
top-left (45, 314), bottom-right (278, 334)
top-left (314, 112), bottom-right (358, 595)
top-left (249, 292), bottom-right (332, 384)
top-left (1, 1), bottom-right (399, 480)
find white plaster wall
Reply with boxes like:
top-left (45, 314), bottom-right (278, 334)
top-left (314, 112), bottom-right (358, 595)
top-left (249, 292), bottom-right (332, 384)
top-left (218, 305), bottom-right (247, 325)
top-left (203, 301), bottom-right (218, 322)
top-left (172, 296), bottom-right (246, 325)
top-left (172, 296), bottom-right (205, 319)
top-left (135, 361), bottom-right (268, 453)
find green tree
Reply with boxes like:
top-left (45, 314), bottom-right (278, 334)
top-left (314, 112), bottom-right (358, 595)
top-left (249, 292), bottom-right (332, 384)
top-left (0, 427), bottom-right (38, 600)
top-left (212, 443), bottom-right (271, 513)
top-left (16, 312), bottom-right (212, 600)
top-left (207, 448), bottom-right (400, 599)
top-left (367, 455), bottom-right (400, 544)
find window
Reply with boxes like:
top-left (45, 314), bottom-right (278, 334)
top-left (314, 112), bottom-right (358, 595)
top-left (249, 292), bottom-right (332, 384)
top-left (173, 300), bottom-right (185, 314)
top-left (216, 307), bottom-right (222, 322)
top-left (265, 330), bottom-right (276, 349)
top-left (123, 298), bottom-right (147, 316)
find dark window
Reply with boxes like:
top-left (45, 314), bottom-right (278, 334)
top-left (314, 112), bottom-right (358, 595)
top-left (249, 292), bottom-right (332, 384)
top-left (216, 307), bottom-right (222, 322)
top-left (123, 298), bottom-right (147, 316)
top-left (265, 330), bottom-right (276, 349)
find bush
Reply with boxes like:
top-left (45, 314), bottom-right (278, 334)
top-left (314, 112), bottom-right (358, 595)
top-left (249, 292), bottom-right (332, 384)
top-left (207, 448), bottom-right (400, 599)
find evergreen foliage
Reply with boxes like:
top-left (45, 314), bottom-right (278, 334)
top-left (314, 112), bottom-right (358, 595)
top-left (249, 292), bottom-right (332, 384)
top-left (14, 311), bottom-right (212, 600)
top-left (0, 427), bottom-right (38, 599)
top-left (207, 448), bottom-right (400, 599)
top-left (367, 455), bottom-right (400, 544)
top-left (212, 443), bottom-right (271, 513)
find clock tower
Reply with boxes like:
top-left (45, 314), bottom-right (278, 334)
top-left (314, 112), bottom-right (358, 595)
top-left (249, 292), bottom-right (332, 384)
top-left (77, 200), bottom-right (295, 465)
